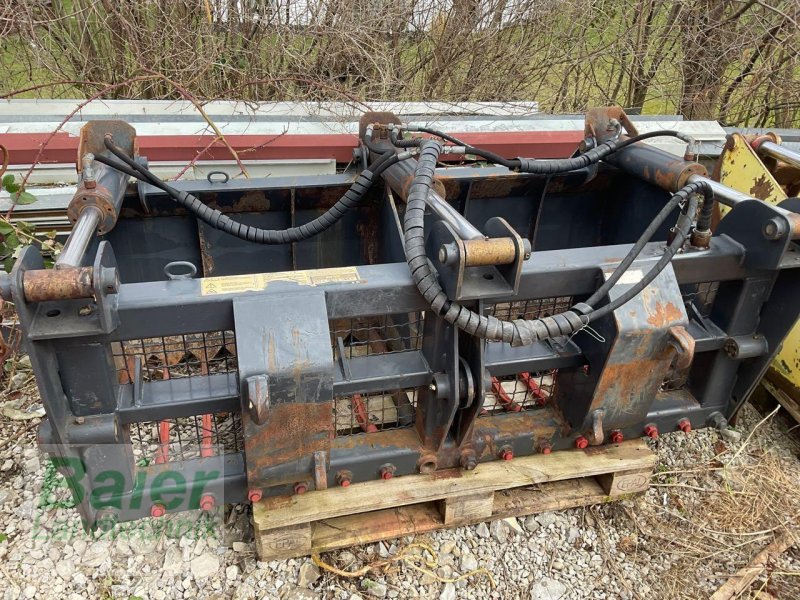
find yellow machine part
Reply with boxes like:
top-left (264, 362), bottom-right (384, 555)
top-left (715, 133), bottom-right (800, 399)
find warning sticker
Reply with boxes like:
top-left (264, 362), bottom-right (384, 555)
top-left (200, 266), bottom-right (362, 296)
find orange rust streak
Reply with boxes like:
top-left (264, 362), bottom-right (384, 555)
top-left (491, 377), bottom-right (522, 412)
top-left (646, 301), bottom-right (684, 328)
top-left (155, 367), bottom-right (171, 465)
top-left (352, 393), bottom-right (379, 433)
top-left (519, 372), bottom-right (547, 405)
top-left (200, 413), bottom-right (214, 458)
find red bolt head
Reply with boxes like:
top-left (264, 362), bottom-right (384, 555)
top-left (500, 448), bottom-right (514, 461)
top-left (341, 479), bottom-right (351, 487)
top-left (610, 430), bottom-right (624, 444)
top-left (199, 494), bottom-right (215, 511)
top-left (294, 482), bottom-right (308, 495)
top-left (541, 444), bottom-right (552, 455)
top-left (379, 465), bottom-right (396, 480)
top-left (575, 436), bottom-right (589, 449)
top-left (247, 489), bottom-right (262, 503)
top-left (678, 418), bottom-right (692, 433)
top-left (644, 424), bottom-right (659, 439)
top-left (150, 504), bottom-right (166, 518)
top-left (335, 470), bottom-right (353, 487)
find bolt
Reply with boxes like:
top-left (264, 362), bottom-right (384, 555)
top-left (429, 382), bottom-right (437, 392)
top-left (460, 452), bottom-right (477, 471)
top-left (199, 494), bottom-right (215, 511)
top-left (74, 416), bottom-right (85, 425)
top-left (763, 218), bottom-right (785, 240)
top-left (678, 418), bottom-right (692, 433)
top-left (500, 446), bottom-right (514, 461)
top-left (293, 482), bottom-right (308, 495)
top-left (247, 489), bottom-right (262, 503)
top-left (575, 436), bottom-right (589, 449)
top-left (539, 441), bottom-right (552, 455)
top-left (610, 430), bottom-right (624, 444)
top-left (150, 504), bottom-right (166, 518)
top-left (95, 509), bottom-right (118, 532)
top-left (523, 252), bottom-right (531, 260)
top-left (379, 465), bottom-right (396, 480)
top-left (335, 470), bottom-right (352, 487)
top-left (78, 305), bottom-right (93, 317)
top-left (644, 424), bottom-right (659, 439)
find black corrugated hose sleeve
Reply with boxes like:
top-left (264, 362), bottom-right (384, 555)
top-left (695, 189), bottom-right (716, 232)
top-left (403, 140), bottom-right (711, 346)
top-left (101, 137), bottom-right (400, 245)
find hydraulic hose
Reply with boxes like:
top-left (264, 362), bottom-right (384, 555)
top-left (390, 126), bottom-right (694, 173)
top-left (403, 140), bottom-right (710, 346)
top-left (97, 138), bottom-right (404, 245)
top-left (584, 180), bottom-right (711, 309)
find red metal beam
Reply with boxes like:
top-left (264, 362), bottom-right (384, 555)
top-left (2, 130), bottom-right (582, 166)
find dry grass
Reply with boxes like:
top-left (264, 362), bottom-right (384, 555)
top-left (607, 407), bottom-right (800, 599)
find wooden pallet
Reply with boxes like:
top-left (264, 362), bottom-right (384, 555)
top-left (253, 439), bottom-right (656, 561)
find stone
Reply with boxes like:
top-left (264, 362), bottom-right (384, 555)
top-left (490, 520), bottom-right (508, 544)
top-left (162, 546), bottom-right (183, 574)
top-left (524, 516), bottom-right (541, 532)
top-left (529, 577), bottom-right (568, 600)
top-left (535, 513), bottom-right (557, 528)
top-left (360, 579), bottom-right (387, 598)
top-left (190, 552), bottom-right (220, 579)
top-left (377, 541), bottom-right (389, 558)
top-left (439, 583), bottom-right (456, 600)
top-left (232, 542), bottom-right (249, 552)
top-left (460, 553), bottom-right (478, 573)
top-left (82, 542), bottom-right (110, 568)
top-left (567, 527), bottom-right (581, 544)
top-left (279, 585), bottom-right (321, 600)
top-left (298, 561), bottom-right (321, 588)
top-left (720, 428), bottom-right (742, 443)
top-left (440, 540), bottom-right (457, 555)
top-left (503, 517), bottom-right (523, 534)
top-left (55, 559), bottom-right (75, 580)
top-left (226, 565), bottom-right (240, 581)
top-left (475, 522), bottom-right (490, 538)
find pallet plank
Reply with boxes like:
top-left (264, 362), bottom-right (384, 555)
top-left (253, 439), bottom-right (654, 531)
top-left (440, 491), bottom-right (494, 526)
top-left (257, 476), bottom-right (636, 560)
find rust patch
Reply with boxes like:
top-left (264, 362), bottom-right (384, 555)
top-left (749, 174), bottom-right (775, 200)
top-left (23, 267), bottom-right (95, 302)
top-left (432, 468), bottom-right (462, 480)
top-left (646, 301), bottom-right (683, 328)
top-left (245, 401), bottom-right (333, 487)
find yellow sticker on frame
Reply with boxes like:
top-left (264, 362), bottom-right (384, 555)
top-left (200, 266), bottom-right (361, 296)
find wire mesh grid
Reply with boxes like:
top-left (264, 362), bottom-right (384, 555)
top-left (330, 312), bottom-right (424, 360)
top-left (682, 281), bottom-right (720, 319)
top-left (130, 412), bottom-right (243, 466)
top-left (111, 331), bottom-right (237, 383)
top-left (489, 298), bottom-right (573, 334)
top-left (480, 371), bottom-right (556, 415)
top-left (333, 388), bottom-right (419, 436)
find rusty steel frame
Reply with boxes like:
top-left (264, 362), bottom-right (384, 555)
top-left (7, 122), bottom-right (800, 530)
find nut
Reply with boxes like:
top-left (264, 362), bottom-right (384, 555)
top-left (575, 436), bottom-right (589, 449)
top-left (610, 430), bottom-right (624, 444)
top-left (247, 489), bottom-right (262, 503)
top-left (644, 424), bottom-right (659, 439)
top-left (150, 504), bottom-right (166, 518)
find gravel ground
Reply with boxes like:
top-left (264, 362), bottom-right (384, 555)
top-left (1, 384), bottom-right (799, 599)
